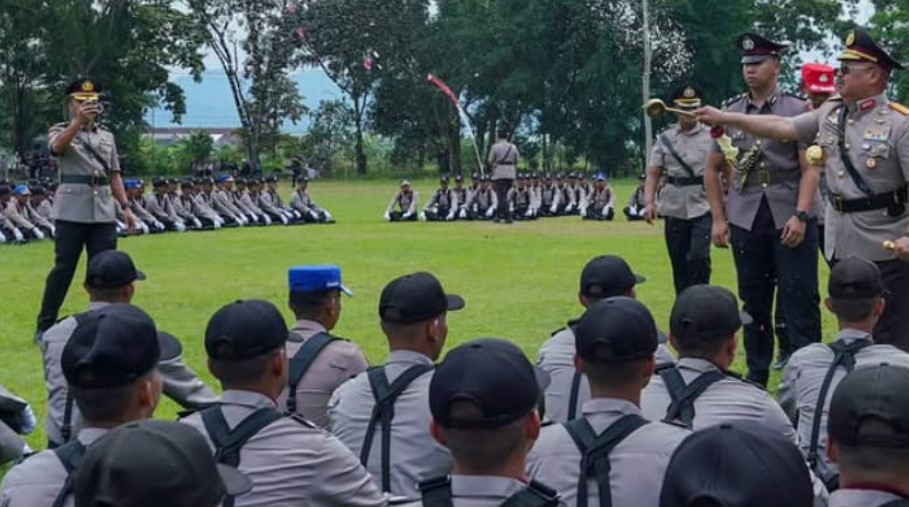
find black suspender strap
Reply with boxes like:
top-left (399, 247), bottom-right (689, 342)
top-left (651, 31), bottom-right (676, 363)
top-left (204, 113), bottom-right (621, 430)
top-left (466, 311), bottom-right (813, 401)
top-left (286, 332), bottom-right (339, 414)
top-left (361, 364), bottom-right (434, 492)
top-left (419, 476), bottom-right (560, 507)
top-left (51, 439), bottom-right (87, 507)
top-left (659, 133), bottom-right (697, 179)
top-left (567, 371), bottom-right (583, 421)
top-left (659, 366), bottom-right (726, 427)
top-left (563, 415), bottom-right (649, 507)
top-left (837, 106), bottom-right (875, 196)
top-left (61, 392), bottom-right (74, 444)
top-left (881, 500), bottom-right (909, 507)
top-left (807, 339), bottom-right (872, 470)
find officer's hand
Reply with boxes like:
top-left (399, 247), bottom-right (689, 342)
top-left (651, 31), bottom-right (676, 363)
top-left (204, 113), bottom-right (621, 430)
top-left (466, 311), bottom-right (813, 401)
top-left (123, 208), bottom-right (138, 233)
top-left (695, 106), bottom-right (727, 126)
top-left (644, 203), bottom-right (657, 225)
top-left (780, 216), bottom-right (806, 248)
top-left (711, 219), bottom-right (730, 248)
top-left (74, 101), bottom-right (100, 126)
top-left (892, 236), bottom-right (909, 262)
top-left (383, 212), bottom-right (391, 221)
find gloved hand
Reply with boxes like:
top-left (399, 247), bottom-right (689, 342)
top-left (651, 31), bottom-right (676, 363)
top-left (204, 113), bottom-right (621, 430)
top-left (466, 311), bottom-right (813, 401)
top-left (13, 228), bottom-right (24, 242)
top-left (309, 210), bottom-right (320, 221)
top-left (402, 212), bottom-right (413, 220)
top-left (418, 212), bottom-right (427, 221)
top-left (49, 226), bottom-right (56, 238)
top-left (384, 212), bottom-right (391, 222)
top-left (323, 211), bottom-right (333, 221)
top-left (485, 208), bottom-right (495, 218)
top-left (446, 213), bottom-right (455, 221)
top-left (525, 208), bottom-right (533, 218)
top-left (18, 404), bottom-right (36, 435)
top-left (32, 228), bottom-right (44, 240)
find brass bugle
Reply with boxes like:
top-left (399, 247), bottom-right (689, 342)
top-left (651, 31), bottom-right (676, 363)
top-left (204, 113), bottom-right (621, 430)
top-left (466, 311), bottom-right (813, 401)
top-left (643, 99), bottom-right (696, 119)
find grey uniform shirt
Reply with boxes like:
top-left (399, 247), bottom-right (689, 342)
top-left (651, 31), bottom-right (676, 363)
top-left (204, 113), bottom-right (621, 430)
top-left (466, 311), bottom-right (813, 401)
top-left (649, 123), bottom-right (713, 219)
top-left (277, 319), bottom-right (369, 428)
top-left (0, 427), bottom-right (109, 507)
top-left (146, 194), bottom-right (178, 222)
top-left (719, 89), bottom-right (809, 230)
top-left (4, 202), bottom-right (35, 230)
top-left (537, 326), bottom-right (675, 424)
top-left (829, 489), bottom-right (905, 507)
top-left (777, 328), bottom-right (909, 483)
top-left (488, 141), bottom-right (519, 181)
top-left (467, 188), bottom-right (497, 212)
top-left (792, 93), bottom-right (909, 261)
top-left (48, 124), bottom-right (120, 224)
top-left (182, 390), bottom-right (385, 507)
top-left (527, 398), bottom-right (690, 507)
top-left (641, 357), bottom-right (798, 444)
top-left (329, 350), bottom-right (452, 498)
top-left (41, 301), bottom-right (218, 445)
top-left (213, 189), bottom-right (245, 219)
top-left (291, 190), bottom-right (324, 214)
top-left (404, 476), bottom-right (558, 507)
top-left (387, 191), bottom-right (419, 215)
top-left (192, 193), bottom-right (220, 220)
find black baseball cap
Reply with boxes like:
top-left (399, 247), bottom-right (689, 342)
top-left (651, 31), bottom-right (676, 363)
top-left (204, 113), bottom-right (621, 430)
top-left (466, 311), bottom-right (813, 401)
top-left (660, 421), bottom-right (813, 507)
top-left (430, 338), bottom-right (550, 429)
top-left (73, 420), bottom-right (252, 507)
top-left (62, 304), bottom-right (178, 389)
top-left (580, 255), bottom-right (645, 298)
top-left (379, 272), bottom-right (465, 324)
top-left (670, 285), bottom-right (752, 342)
top-left (85, 250), bottom-right (146, 289)
top-left (828, 365), bottom-right (909, 448)
top-left (575, 297), bottom-right (658, 364)
top-left (829, 256), bottom-right (884, 300)
top-left (205, 299), bottom-right (288, 360)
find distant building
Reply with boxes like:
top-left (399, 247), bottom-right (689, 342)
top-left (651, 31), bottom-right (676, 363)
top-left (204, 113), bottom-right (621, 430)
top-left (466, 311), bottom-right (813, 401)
top-left (145, 127), bottom-right (241, 147)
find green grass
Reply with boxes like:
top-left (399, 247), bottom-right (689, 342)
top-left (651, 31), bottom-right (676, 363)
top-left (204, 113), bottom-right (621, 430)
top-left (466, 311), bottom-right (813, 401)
top-left (0, 178), bottom-right (836, 455)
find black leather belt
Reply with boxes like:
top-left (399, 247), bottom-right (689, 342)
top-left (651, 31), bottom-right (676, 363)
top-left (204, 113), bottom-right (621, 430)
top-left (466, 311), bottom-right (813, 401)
top-left (744, 169), bottom-right (800, 187)
top-left (828, 186), bottom-right (908, 213)
top-left (666, 176), bottom-right (703, 186)
top-left (60, 174), bottom-right (109, 186)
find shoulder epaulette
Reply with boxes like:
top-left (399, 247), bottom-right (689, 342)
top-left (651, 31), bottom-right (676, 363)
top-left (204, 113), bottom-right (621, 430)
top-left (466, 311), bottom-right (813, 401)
top-left (722, 368), bottom-right (767, 390)
top-left (288, 412), bottom-right (317, 428)
top-left (784, 90), bottom-right (806, 101)
top-left (889, 102), bottom-right (909, 116)
top-left (722, 93), bottom-right (747, 109)
top-left (541, 420), bottom-right (557, 428)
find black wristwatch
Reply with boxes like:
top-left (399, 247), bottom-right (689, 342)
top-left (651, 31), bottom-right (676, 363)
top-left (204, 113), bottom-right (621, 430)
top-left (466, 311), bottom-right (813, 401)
top-left (794, 210), bottom-right (809, 223)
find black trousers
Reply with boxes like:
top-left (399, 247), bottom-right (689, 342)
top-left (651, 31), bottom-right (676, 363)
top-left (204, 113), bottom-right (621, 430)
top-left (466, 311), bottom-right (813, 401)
top-left (664, 214), bottom-right (712, 295)
top-left (493, 179), bottom-right (512, 220)
top-left (865, 260), bottom-right (909, 349)
top-left (730, 200), bottom-right (821, 386)
top-left (37, 220), bottom-right (117, 331)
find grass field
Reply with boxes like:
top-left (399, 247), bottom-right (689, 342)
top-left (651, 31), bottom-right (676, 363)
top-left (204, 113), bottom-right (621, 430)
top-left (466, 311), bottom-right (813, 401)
top-left (0, 178), bottom-right (836, 454)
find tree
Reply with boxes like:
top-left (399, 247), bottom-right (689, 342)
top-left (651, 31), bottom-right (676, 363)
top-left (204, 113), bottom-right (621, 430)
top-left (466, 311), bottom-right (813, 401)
top-left (305, 99), bottom-right (353, 166)
top-left (867, 1), bottom-right (909, 103)
top-left (184, 130), bottom-right (214, 167)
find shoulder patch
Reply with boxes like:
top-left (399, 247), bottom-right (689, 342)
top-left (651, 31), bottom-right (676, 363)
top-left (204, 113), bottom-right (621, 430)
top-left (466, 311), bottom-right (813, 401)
top-left (722, 93), bottom-right (746, 109)
top-left (889, 102), bottom-right (909, 116)
top-left (288, 412), bottom-right (317, 428)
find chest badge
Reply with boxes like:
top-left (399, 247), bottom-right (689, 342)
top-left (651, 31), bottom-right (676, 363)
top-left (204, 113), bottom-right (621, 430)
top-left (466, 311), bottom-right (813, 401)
top-left (866, 157), bottom-right (878, 169)
top-left (864, 125), bottom-right (891, 142)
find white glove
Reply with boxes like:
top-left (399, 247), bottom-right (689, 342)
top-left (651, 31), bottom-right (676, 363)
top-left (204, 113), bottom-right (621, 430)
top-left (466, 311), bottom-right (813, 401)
top-left (402, 212), bottom-right (413, 220)
top-left (323, 211), bottom-right (333, 221)
top-left (13, 228), bottom-right (24, 242)
top-left (32, 228), bottom-right (44, 240)
top-left (175, 221), bottom-right (187, 232)
top-left (485, 208), bottom-right (494, 218)
top-left (309, 210), bottom-right (320, 220)
top-left (601, 206), bottom-right (609, 217)
top-left (459, 209), bottom-right (468, 219)
top-left (0, 231), bottom-right (6, 243)
top-left (279, 215), bottom-right (289, 225)
top-left (262, 215), bottom-right (272, 225)
top-left (49, 226), bottom-right (56, 238)
top-left (580, 207), bottom-right (587, 218)
top-left (525, 208), bottom-right (533, 218)
top-left (212, 219), bottom-right (222, 229)
top-left (446, 213), bottom-right (455, 221)
top-left (384, 212), bottom-right (391, 222)
top-left (550, 205), bottom-right (558, 214)
top-left (418, 212), bottom-right (427, 221)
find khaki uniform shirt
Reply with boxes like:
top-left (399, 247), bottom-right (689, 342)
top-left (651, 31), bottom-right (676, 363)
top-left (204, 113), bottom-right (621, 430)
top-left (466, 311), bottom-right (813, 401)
top-left (719, 90), bottom-right (809, 230)
top-left (4, 201), bottom-right (35, 230)
top-left (829, 489), bottom-right (905, 507)
top-left (537, 326), bottom-right (675, 424)
top-left (34, 200), bottom-right (53, 222)
top-left (329, 350), bottom-right (452, 498)
top-left (641, 357), bottom-right (798, 444)
top-left (42, 302), bottom-right (218, 445)
top-left (777, 328), bottom-right (909, 483)
top-left (48, 124), bottom-right (119, 223)
top-left (527, 399), bottom-right (690, 506)
top-left (488, 141), bottom-right (519, 181)
top-left (0, 427), bottom-right (109, 507)
top-left (792, 93), bottom-right (909, 261)
top-left (182, 390), bottom-right (385, 507)
top-left (649, 123), bottom-right (713, 219)
top-left (277, 320), bottom-right (368, 428)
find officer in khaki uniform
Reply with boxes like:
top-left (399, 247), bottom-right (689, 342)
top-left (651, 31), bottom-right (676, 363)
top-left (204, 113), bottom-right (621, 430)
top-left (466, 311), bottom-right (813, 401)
top-left (0, 304), bottom-right (165, 507)
top-left (488, 130), bottom-right (519, 223)
top-left (778, 257), bottom-right (909, 490)
top-left (645, 85), bottom-right (715, 294)
top-left (277, 265), bottom-right (368, 428)
top-left (697, 27), bottom-right (909, 350)
top-left (329, 272), bottom-right (464, 498)
top-left (384, 180), bottom-right (419, 221)
top-left (180, 299), bottom-right (385, 507)
top-left (41, 250), bottom-right (217, 447)
top-left (703, 33), bottom-right (821, 387)
top-left (528, 298), bottom-right (690, 506)
top-left (37, 78), bottom-right (136, 338)
top-left (641, 285), bottom-right (798, 444)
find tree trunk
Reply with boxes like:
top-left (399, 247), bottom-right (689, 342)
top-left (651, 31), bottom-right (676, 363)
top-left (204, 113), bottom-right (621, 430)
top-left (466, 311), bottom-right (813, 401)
top-left (641, 0), bottom-right (653, 164)
top-left (354, 98), bottom-right (367, 175)
top-left (448, 114), bottom-right (461, 175)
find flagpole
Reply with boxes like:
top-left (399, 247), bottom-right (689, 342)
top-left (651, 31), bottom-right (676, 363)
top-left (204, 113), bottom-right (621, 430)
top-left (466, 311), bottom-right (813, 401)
top-left (428, 74), bottom-right (486, 175)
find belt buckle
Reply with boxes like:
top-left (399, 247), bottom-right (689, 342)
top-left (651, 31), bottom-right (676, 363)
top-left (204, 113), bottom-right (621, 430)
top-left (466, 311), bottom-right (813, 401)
top-left (91, 172), bottom-right (101, 195)
top-left (832, 194), bottom-right (844, 212)
top-left (756, 170), bottom-right (771, 186)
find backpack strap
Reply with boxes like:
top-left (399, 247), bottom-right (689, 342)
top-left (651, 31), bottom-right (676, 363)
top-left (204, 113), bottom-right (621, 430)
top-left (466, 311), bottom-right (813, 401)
top-left (286, 332), bottom-right (340, 413)
top-left (419, 476), bottom-right (560, 507)
top-left (659, 366), bottom-right (725, 427)
top-left (567, 371), bottom-right (583, 421)
top-left (51, 439), bottom-right (87, 507)
top-left (563, 414), bottom-right (649, 507)
top-left (360, 364), bottom-right (434, 492)
top-left (807, 339), bottom-right (872, 470)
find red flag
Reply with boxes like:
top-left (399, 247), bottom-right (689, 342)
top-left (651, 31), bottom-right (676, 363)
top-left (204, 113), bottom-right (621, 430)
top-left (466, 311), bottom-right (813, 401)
top-left (427, 74), bottom-right (460, 110)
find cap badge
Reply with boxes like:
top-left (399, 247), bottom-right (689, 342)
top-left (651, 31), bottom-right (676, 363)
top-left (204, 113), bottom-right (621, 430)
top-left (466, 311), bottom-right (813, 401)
top-left (683, 86), bottom-right (695, 98)
top-left (81, 80), bottom-right (95, 92)
top-left (819, 74), bottom-right (829, 83)
top-left (846, 31), bottom-right (855, 47)
top-left (742, 37), bottom-right (755, 51)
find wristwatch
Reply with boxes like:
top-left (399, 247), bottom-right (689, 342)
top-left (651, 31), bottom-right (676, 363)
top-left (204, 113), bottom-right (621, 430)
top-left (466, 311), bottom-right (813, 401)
top-left (794, 210), bottom-right (809, 223)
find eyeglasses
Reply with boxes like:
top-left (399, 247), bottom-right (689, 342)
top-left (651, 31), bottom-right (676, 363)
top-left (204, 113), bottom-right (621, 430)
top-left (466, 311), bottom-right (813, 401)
top-left (839, 63), bottom-right (875, 75)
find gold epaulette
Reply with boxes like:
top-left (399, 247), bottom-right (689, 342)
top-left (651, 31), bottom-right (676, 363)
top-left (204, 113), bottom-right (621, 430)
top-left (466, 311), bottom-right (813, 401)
top-left (889, 102), bottom-right (909, 116)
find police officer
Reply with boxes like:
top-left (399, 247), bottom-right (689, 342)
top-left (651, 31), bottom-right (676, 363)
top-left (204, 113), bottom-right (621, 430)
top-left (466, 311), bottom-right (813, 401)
top-left (451, 175), bottom-right (469, 220)
top-left (180, 299), bottom-right (385, 507)
top-left (0, 186), bottom-right (25, 243)
top-left (528, 298), bottom-right (689, 506)
top-left (488, 129), bottom-right (519, 224)
top-left (73, 420), bottom-right (251, 507)
top-left (0, 385), bottom-right (35, 465)
top-left (291, 176), bottom-right (335, 223)
top-left (329, 272), bottom-right (464, 497)
top-left (778, 257), bottom-right (909, 490)
top-left (645, 85), bottom-right (715, 294)
top-left (697, 27), bottom-right (909, 351)
top-left (36, 78), bottom-right (137, 340)
top-left (41, 250), bottom-right (217, 447)
top-left (146, 177), bottom-right (186, 232)
top-left (0, 304), bottom-right (166, 506)
top-left (622, 174), bottom-right (647, 221)
top-left (826, 365), bottom-right (909, 506)
top-left (579, 174), bottom-right (615, 221)
top-left (422, 176), bottom-right (456, 221)
top-left (641, 285), bottom-right (798, 443)
top-left (465, 175), bottom-right (497, 220)
top-left (6, 185), bottom-right (48, 240)
top-left (412, 339), bottom-right (560, 507)
top-left (385, 180), bottom-right (419, 222)
top-left (279, 265), bottom-right (368, 428)
top-left (537, 255), bottom-right (675, 424)
top-left (701, 33), bottom-right (821, 386)
top-left (212, 175), bottom-right (248, 225)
